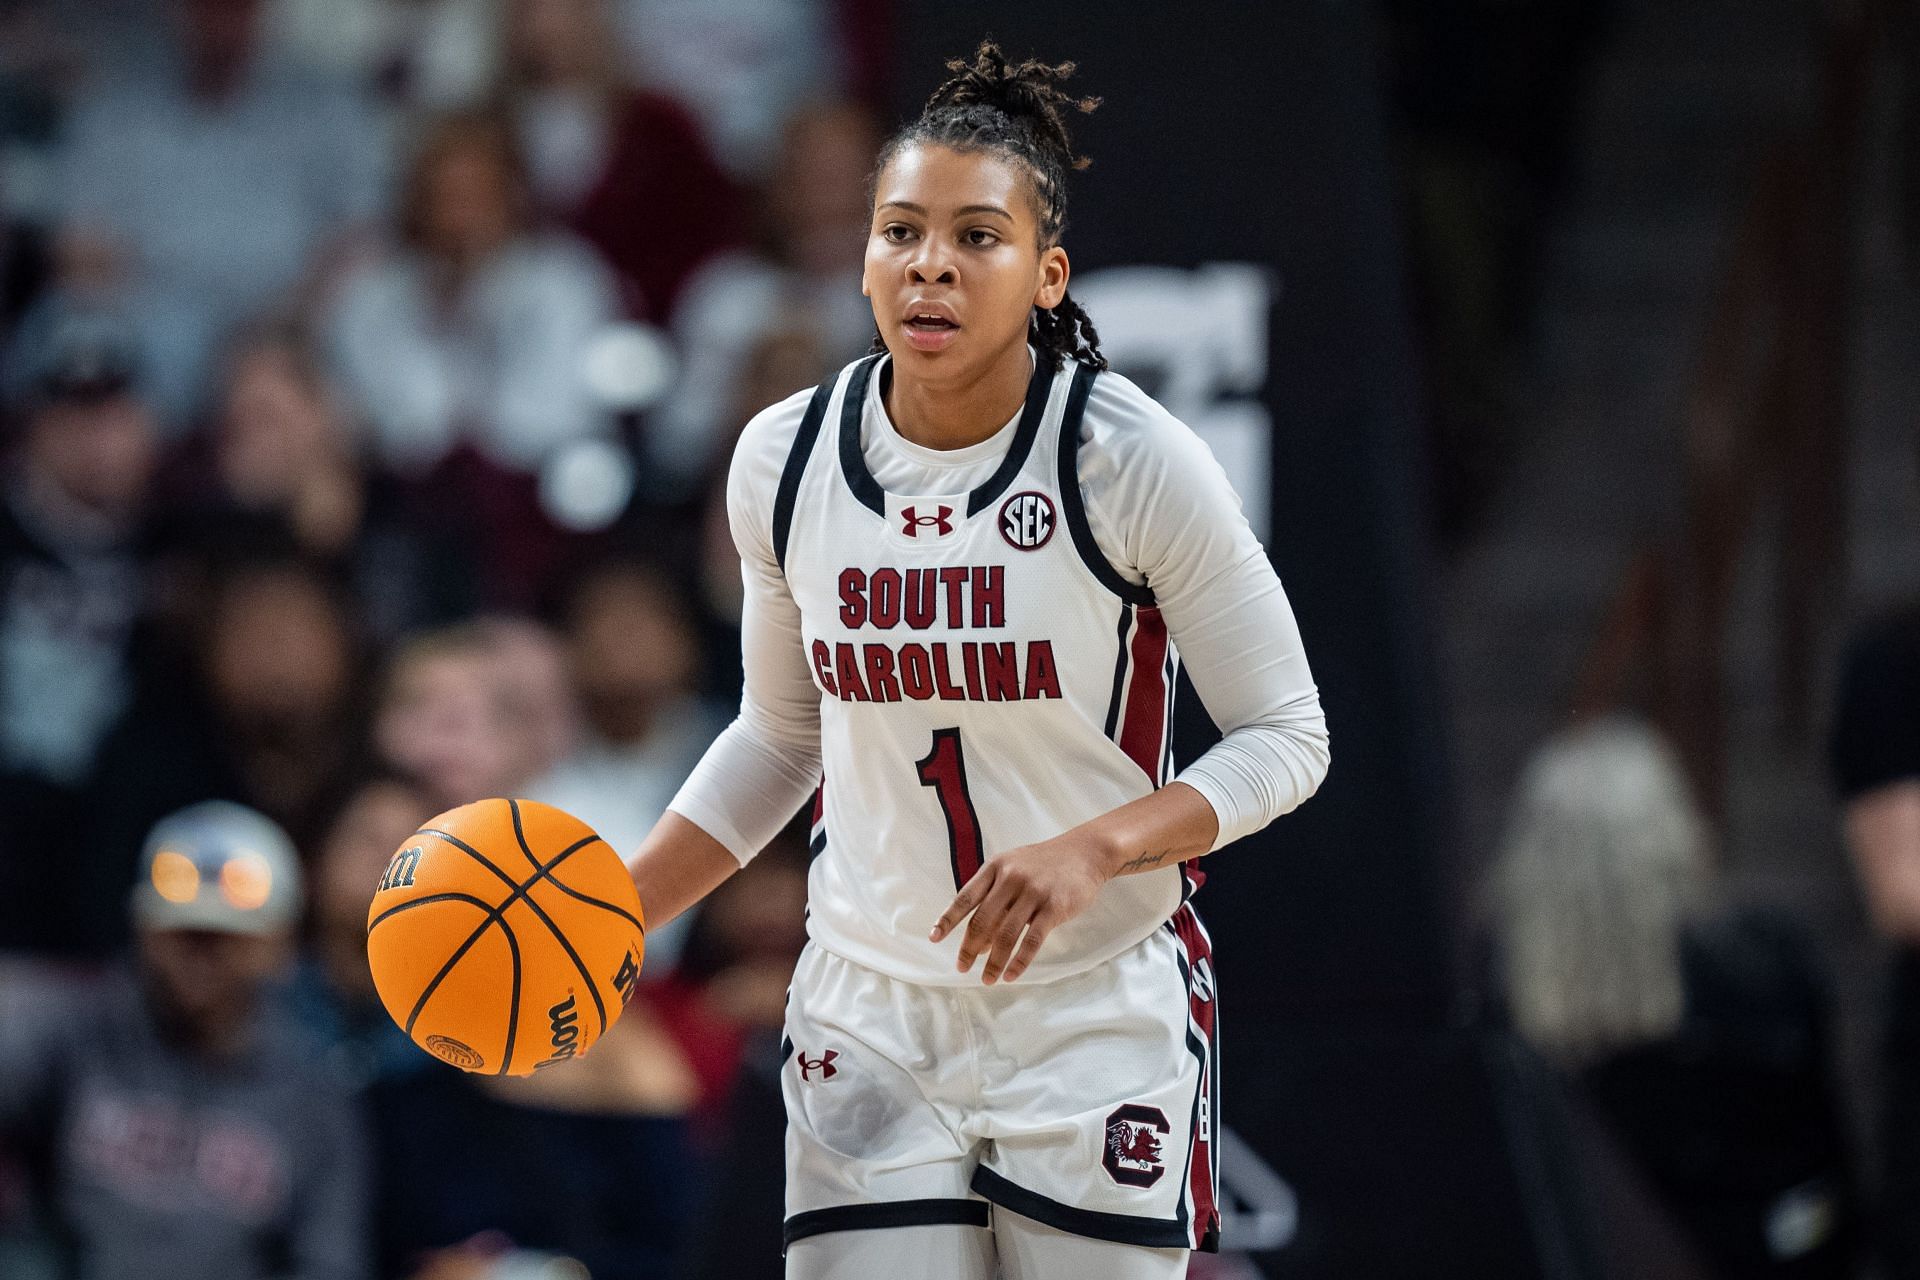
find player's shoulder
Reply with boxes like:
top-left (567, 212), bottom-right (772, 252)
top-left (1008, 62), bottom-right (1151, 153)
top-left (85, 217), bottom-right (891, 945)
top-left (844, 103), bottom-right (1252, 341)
top-left (1078, 365), bottom-right (1217, 478)
top-left (727, 381), bottom-right (827, 502)
top-left (735, 381), bottom-right (825, 458)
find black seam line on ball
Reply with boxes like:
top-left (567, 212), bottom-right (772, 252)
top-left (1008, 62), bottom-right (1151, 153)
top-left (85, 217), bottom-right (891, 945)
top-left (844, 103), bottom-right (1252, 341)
top-left (368, 892), bottom-right (497, 933)
top-left (507, 799), bottom-right (645, 934)
top-left (403, 829), bottom-right (605, 1038)
top-left (496, 914), bottom-right (522, 1075)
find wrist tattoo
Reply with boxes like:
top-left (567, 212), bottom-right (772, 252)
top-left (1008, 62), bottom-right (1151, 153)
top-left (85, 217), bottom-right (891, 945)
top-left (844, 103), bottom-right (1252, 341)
top-left (1117, 849), bottom-right (1171, 874)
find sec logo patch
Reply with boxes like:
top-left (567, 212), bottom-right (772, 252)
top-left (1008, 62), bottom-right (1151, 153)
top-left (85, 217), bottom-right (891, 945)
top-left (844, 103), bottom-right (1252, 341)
top-left (998, 491), bottom-right (1056, 550)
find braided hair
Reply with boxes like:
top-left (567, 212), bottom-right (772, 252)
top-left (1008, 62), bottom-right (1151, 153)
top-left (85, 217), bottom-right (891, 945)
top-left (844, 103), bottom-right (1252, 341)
top-left (868, 40), bottom-right (1108, 371)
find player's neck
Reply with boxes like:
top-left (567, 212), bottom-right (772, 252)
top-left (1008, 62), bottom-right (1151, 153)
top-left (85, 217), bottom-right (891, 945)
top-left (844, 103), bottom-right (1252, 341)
top-left (884, 344), bottom-right (1033, 452)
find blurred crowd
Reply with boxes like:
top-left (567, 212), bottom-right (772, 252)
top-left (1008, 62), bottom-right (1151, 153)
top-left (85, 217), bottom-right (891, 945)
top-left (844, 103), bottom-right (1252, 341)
top-left (0, 0), bottom-right (878, 1276)
top-left (0, 3), bottom-right (1915, 1280)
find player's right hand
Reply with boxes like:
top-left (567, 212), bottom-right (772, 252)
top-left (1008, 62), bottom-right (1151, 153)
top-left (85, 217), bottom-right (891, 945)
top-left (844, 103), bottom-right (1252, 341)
top-left (929, 832), bottom-right (1112, 984)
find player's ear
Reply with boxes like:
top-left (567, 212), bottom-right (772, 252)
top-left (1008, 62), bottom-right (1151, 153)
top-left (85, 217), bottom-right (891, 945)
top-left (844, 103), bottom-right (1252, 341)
top-left (1033, 245), bottom-right (1069, 311)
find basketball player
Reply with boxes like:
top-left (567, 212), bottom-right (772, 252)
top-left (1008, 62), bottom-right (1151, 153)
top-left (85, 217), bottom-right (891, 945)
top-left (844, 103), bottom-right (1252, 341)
top-left (630, 42), bottom-right (1329, 1280)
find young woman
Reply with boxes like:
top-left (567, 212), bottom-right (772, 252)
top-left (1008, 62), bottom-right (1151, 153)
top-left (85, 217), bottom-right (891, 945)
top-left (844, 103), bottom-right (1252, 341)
top-left (629, 42), bottom-right (1330, 1280)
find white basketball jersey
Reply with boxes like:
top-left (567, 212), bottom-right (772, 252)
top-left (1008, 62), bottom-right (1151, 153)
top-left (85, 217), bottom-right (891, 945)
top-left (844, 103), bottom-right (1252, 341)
top-left (773, 353), bottom-right (1199, 986)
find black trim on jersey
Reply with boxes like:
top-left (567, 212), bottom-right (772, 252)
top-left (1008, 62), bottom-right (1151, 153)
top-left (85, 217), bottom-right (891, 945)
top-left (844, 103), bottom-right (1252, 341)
top-left (836, 355), bottom-right (1052, 520)
top-left (1103, 605), bottom-right (1133, 740)
top-left (1160, 650), bottom-right (1178, 786)
top-left (964, 359), bottom-right (1055, 516)
top-left (772, 377), bottom-right (839, 573)
top-left (836, 355), bottom-right (887, 516)
top-left (1055, 363), bottom-right (1156, 607)
top-left (782, 1199), bottom-right (990, 1248)
top-left (970, 1167), bottom-right (1192, 1250)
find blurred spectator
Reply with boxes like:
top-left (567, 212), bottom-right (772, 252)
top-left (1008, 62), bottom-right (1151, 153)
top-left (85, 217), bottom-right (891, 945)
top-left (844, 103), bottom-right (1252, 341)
top-left (481, 611), bottom-right (579, 765)
top-left (262, 0), bottom-right (497, 121)
top-left (326, 110), bottom-right (621, 606)
top-left (160, 318), bottom-right (478, 640)
top-left (1491, 717), bottom-right (1860, 1279)
top-left (374, 620), bottom-right (572, 812)
top-left (530, 558), bottom-right (718, 965)
top-left (1832, 605), bottom-right (1920, 1277)
top-left (284, 769), bottom-right (439, 1092)
top-left (0, 3), bottom-right (66, 337)
top-left (50, 0), bottom-right (388, 425)
top-left (84, 561), bottom-right (364, 957)
top-left (368, 1021), bottom-right (699, 1280)
top-left (327, 109), bottom-right (620, 476)
top-left (497, 0), bottom-right (739, 321)
top-left (0, 302), bottom-right (155, 957)
top-left (0, 801), bottom-right (370, 1280)
top-left (611, 0), bottom-right (835, 179)
top-left (654, 100), bottom-right (874, 489)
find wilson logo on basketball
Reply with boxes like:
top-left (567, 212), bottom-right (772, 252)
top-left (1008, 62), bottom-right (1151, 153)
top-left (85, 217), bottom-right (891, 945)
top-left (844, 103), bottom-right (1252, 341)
top-left (533, 993), bottom-right (581, 1070)
top-left (377, 845), bottom-right (422, 892)
top-left (425, 1034), bottom-right (484, 1070)
top-left (899, 506), bottom-right (954, 538)
top-left (998, 491), bottom-right (1055, 550)
top-left (1102, 1104), bottom-right (1170, 1187)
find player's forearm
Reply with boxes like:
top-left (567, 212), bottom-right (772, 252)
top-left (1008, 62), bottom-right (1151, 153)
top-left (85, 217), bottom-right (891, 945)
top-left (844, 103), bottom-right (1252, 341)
top-left (1084, 780), bottom-right (1221, 879)
top-left (627, 812), bottom-right (743, 929)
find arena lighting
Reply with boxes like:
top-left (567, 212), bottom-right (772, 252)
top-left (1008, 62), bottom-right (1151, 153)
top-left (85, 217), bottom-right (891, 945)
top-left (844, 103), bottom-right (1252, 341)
top-left (150, 850), bottom-right (200, 904)
top-left (583, 321), bottom-right (677, 412)
top-left (218, 853), bottom-right (273, 912)
top-left (540, 437), bottom-right (636, 532)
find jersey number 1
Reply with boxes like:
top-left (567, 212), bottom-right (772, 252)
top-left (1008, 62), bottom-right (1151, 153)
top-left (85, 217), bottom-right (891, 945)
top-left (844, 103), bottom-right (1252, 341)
top-left (917, 728), bottom-right (984, 888)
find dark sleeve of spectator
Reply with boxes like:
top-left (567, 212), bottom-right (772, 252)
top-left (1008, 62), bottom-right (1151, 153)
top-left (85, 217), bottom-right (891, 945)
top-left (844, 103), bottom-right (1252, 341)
top-left (1832, 609), bottom-right (1920, 799)
top-left (0, 970), bottom-right (73, 1134)
top-left (288, 1080), bottom-right (374, 1280)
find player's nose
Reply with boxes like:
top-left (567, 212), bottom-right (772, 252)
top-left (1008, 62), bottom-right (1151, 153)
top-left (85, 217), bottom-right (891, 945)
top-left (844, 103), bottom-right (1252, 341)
top-left (907, 243), bottom-right (957, 286)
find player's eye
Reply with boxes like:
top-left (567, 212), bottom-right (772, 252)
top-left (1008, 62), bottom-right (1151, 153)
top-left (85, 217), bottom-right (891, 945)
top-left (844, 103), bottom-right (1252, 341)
top-left (882, 224), bottom-right (916, 243)
top-left (964, 228), bottom-right (999, 247)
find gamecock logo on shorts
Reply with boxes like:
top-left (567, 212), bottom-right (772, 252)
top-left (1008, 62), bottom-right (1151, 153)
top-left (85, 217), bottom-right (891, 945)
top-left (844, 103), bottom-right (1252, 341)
top-left (998, 491), bottom-right (1056, 550)
top-left (1103, 1103), bottom-right (1170, 1187)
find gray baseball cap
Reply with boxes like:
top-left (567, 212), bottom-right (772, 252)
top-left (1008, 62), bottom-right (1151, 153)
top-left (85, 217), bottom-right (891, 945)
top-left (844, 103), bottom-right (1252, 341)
top-left (131, 801), bottom-right (303, 936)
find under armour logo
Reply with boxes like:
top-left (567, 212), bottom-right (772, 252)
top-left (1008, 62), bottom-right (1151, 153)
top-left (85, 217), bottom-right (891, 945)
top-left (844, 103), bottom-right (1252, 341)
top-left (900, 506), bottom-right (954, 538)
top-left (797, 1049), bottom-right (840, 1081)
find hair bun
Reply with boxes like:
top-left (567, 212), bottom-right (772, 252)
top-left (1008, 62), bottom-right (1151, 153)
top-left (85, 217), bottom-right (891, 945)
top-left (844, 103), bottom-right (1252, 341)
top-left (925, 40), bottom-right (1099, 172)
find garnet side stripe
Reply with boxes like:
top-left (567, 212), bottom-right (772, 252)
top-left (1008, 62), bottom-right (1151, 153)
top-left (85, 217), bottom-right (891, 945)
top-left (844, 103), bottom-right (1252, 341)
top-left (1173, 905), bottom-right (1220, 1250)
top-left (1117, 606), bottom-right (1170, 783)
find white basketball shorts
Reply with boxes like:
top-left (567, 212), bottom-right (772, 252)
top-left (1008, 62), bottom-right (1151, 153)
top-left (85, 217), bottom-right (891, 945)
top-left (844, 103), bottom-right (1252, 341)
top-left (779, 903), bottom-right (1220, 1254)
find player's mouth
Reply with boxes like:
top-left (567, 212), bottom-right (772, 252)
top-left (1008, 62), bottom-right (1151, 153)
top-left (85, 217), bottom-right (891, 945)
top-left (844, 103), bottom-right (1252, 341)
top-left (901, 302), bottom-right (961, 353)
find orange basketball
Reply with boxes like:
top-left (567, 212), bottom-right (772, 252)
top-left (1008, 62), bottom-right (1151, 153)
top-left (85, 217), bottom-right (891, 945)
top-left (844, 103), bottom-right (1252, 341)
top-left (366, 798), bottom-right (646, 1076)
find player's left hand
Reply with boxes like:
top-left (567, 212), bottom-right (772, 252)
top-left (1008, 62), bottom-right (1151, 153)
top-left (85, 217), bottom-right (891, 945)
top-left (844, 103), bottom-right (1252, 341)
top-left (929, 834), bottom-right (1112, 984)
